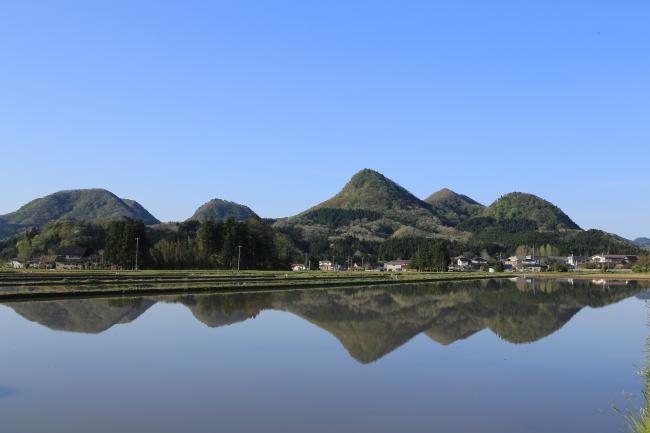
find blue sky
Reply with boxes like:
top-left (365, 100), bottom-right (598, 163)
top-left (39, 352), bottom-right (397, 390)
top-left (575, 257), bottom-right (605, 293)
top-left (1, 0), bottom-right (648, 238)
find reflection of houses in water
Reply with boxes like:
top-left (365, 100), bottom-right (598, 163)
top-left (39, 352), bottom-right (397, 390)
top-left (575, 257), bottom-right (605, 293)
top-left (591, 279), bottom-right (631, 287)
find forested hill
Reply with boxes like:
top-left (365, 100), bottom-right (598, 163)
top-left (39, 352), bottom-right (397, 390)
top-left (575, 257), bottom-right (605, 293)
top-left (0, 189), bottom-right (159, 239)
top-left (273, 169), bottom-right (457, 244)
top-left (425, 188), bottom-right (485, 225)
top-left (188, 199), bottom-right (257, 222)
top-left (308, 169), bottom-right (431, 213)
top-left (481, 192), bottom-right (581, 231)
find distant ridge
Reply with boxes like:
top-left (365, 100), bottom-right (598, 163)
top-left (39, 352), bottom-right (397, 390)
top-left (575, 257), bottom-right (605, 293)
top-left (635, 237), bottom-right (650, 249)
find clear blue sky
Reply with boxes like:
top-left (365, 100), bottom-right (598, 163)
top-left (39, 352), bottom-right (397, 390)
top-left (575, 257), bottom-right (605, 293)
top-left (1, 1), bottom-right (648, 238)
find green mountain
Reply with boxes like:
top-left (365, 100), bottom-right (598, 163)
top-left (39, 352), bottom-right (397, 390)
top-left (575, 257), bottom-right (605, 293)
top-left (274, 169), bottom-right (459, 242)
top-left (188, 198), bottom-right (257, 222)
top-left (0, 189), bottom-right (160, 239)
top-left (482, 192), bottom-right (580, 231)
top-left (310, 169), bottom-right (431, 213)
top-left (425, 188), bottom-right (485, 225)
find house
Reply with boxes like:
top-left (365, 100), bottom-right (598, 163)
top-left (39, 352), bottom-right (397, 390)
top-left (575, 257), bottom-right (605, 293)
top-left (591, 254), bottom-right (638, 265)
top-left (455, 257), bottom-right (471, 269)
top-left (55, 247), bottom-right (88, 270)
top-left (319, 260), bottom-right (333, 271)
top-left (29, 259), bottom-right (54, 270)
top-left (290, 263), bottom-right (306, 271)
top-left (567, 255), bottom-right (590, 268)
top-left (10, 259), bottom-right (25, 269)
top-left (505, 256), bottom-right (542, 272)
top-left (384, 260), bottom-right (411, 272)
top-left (471, 257), bottom-right (488, 266)
top-left (56, 247), bottom-right (87, 261)
top-left (505, 256), bottom-right (526, 268)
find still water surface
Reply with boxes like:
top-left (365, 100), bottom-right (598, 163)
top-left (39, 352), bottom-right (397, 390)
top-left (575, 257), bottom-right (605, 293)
top-left (0, 278), bottom-right (648, 433)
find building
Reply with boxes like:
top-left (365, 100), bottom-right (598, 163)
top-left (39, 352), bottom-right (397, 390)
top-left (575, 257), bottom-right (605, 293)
top-left (591, 254), bottom-right (638, 265)
top-left (29, 259), bottom-right (55, 269)
top-left (10, 260), bottom-right (25, 269)
top-left (567, 255), bottom-right (590, 268)
top-left (290, 263), bottom-right (306, 271)
top-left (505, 256), bottom-right (542, 272)
top-left (55, 247), bottom-right (88, 270)
top-left (471, 257), bottom-right (488, 267)
top-left (319, 260), bottom-right (333, 271)
top-left (455, 257), bottom-right (471, 269)
top-left (384, 260), bottom-right (411, 272)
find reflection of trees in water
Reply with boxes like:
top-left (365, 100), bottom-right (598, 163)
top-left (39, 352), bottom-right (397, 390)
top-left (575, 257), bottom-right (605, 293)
top-left (6, 297), bottom-right (155, 333)
top-left (3, 279), bottom-right (644, 364)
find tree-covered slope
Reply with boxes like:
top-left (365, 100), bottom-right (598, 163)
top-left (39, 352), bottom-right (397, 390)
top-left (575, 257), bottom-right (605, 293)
top-left (121, 199), bottom-right (160, 225)
top-left (311, 169), bottom-right (431, 213)
top-left (274, 169), bottom-right (462, 244)
top-left (482, 192), bottom-right (580, 231)
top-left (0, 189), bottom-right (160, 239)
top-left (188, 199), bottom-right (257, 222)
top-left (425, 188), bottom-right (485, 225)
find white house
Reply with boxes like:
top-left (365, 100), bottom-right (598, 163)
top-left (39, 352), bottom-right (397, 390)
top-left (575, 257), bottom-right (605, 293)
top-left (290, 263), bottom-right (306, 271)
top-left (10, 260), bottom-right (25, 269)
top-left (455, 257), bottom-right (471, 269)
top-left (319, 260), bottom-right (333, 271)
top-left (54, 247), bottom-right (89, 270)
top-left (505, 256), bottom-right (542, 272)
top-left (384, 260), bottom-right (411, 272)
top-left (591, 254), bottom-right (638, 265)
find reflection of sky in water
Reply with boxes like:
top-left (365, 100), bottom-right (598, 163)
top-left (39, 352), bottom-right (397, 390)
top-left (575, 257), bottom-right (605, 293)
top-left (0, 279), bottom-right (648, 433)
top-left (0, 386), bottom-right (17, 399)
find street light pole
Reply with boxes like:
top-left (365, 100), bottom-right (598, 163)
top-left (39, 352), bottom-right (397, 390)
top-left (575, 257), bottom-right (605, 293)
top-left (135, 237), bottom-right (140, 271)
top-left (237, 245), bottom-right (242, 271)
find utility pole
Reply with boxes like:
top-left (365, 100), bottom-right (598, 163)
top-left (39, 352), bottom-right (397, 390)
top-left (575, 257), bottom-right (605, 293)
top-left (134, 237), bottom-right (140, 271)
top-left (237, 245), bottom-right (242, 271)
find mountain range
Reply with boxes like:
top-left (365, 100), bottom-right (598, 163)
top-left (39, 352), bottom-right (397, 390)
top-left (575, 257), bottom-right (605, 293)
top-left (0, 169), bottom-right (643, 252)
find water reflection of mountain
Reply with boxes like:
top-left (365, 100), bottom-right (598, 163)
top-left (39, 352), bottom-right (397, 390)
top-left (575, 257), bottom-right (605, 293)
top-left (3, 279), bottom-right (644, 363)
top-left (8, 298), bottom-right (155, 333)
